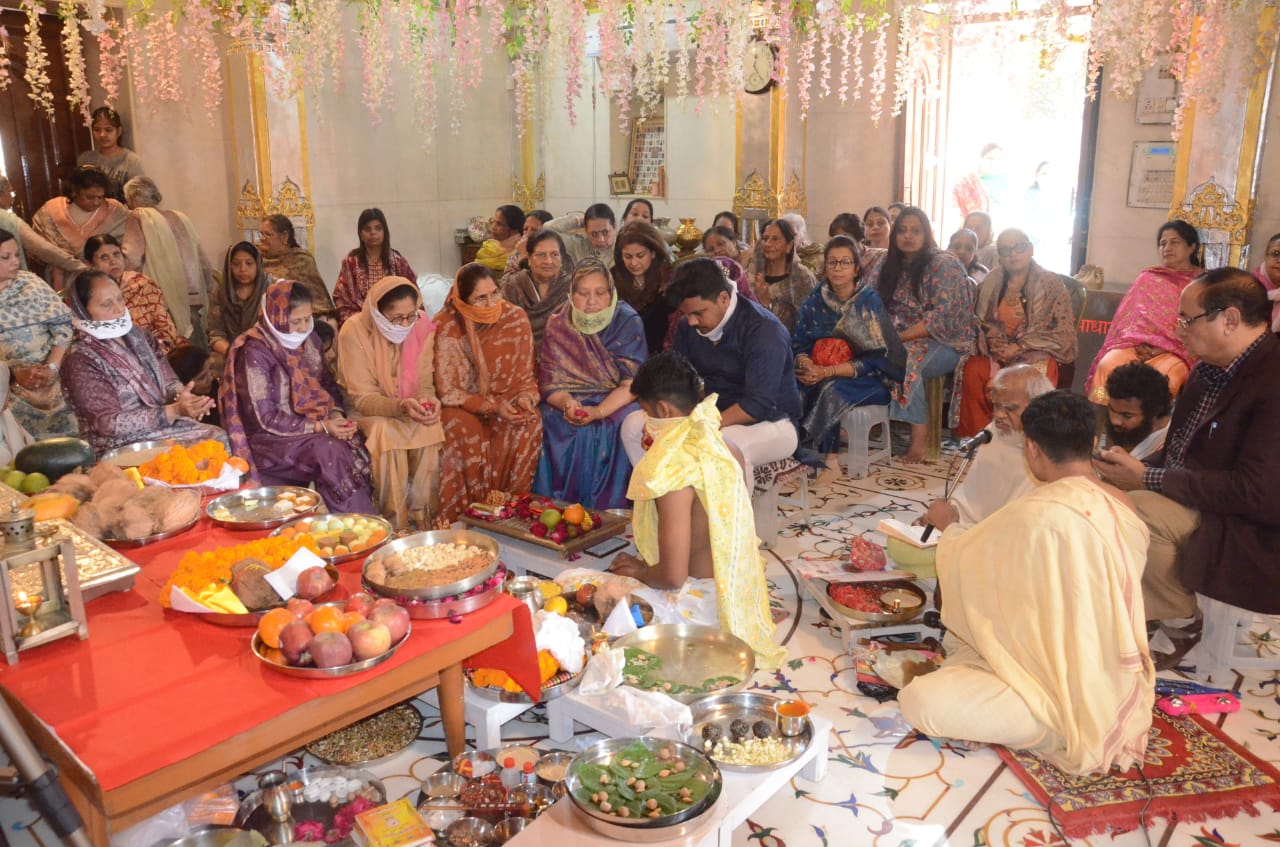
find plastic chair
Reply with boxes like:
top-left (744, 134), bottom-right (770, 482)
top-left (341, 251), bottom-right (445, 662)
top-left (840, 404), bottom-right (891, 478)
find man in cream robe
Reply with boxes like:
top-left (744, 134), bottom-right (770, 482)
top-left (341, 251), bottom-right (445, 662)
top-left (900, 390), bottom-right (1154, 776)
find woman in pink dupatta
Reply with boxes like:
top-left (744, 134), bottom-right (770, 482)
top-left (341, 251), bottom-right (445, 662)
top-left (337, 276), bottom-right (444, 530)
top-left (1254, 232), bottom-right (1280, 333)
top-left (31, 166), bottom-right (127, 291)
top-left (1085, 221), bottom-right (1202, 404)
top-left (220, 280), bottom-right (375, 513)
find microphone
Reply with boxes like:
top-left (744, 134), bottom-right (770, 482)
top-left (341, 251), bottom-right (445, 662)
top-left (959, 429), bottom-right (993, 454)
top-left (920, 430), bottom-right (994, 541)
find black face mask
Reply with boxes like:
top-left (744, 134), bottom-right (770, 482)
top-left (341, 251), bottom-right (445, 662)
top-left (1106, 413), bottom-right (1155, 452)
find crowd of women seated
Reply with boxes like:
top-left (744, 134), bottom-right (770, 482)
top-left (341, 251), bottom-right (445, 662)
top-left (12, 126), bottom-right (1280, 534)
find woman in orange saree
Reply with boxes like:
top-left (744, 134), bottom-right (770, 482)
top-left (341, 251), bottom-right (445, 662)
top-left (434, 264), bottom-right (543, 522)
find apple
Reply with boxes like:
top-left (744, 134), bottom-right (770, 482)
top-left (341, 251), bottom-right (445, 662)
top-left (295, 566), bottom-right (335, 600)
top-left (530, 522), bottom-right (548, 538)
top-left (369, 603), bottom-right (410, 643)
top-left (373, 597), bottom-right (399, 610)
top-left (345, 592), bottom-right (376, 618)
top-left (309, 631), bottom-right (354, 668)
top-left (347, 620), bottom-right (392, 660)
top-left (279, 620), bottom-right (314, 665)
top-left (286, 597), bottom-right (314, 619)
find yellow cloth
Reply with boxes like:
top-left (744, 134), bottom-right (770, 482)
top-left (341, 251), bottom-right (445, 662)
top-left (900, 476), bottom-right (1154, 775)
top-left (626, 395), bottom-right (786, 670)
top-left (185, 585), bottom-right (249, 615)
top-left (474, 239), bottom-right (514, 274)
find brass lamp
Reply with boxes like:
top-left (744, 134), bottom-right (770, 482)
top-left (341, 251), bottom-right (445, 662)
top-left (0, 499), bottom-right (88, 664)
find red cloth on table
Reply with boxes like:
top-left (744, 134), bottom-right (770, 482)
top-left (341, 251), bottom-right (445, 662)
top-left (0, 517), bottom-right (540, 792)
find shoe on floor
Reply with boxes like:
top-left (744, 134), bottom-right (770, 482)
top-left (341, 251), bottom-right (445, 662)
top-left (1150, 616), bottom-right (1203, 671)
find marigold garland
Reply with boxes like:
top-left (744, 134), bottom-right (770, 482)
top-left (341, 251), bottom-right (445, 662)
top-left (159, 535), bottom-right (321, 608)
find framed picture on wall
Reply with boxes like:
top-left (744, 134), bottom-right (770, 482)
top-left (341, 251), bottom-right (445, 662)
top-left (609, 173), bottom-right (632, 195)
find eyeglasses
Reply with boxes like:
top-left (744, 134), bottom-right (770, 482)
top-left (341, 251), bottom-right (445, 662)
top-left (385, 314), bottom-right (417, 327)
top-left (825, 258), bottom-right (857, 269)
top-left (997, 241), bottom-right (1032, 258)
top-left (470, 291), bottom-right (502, 306)
top-left (1176, 307), bottom-right (1222, 329)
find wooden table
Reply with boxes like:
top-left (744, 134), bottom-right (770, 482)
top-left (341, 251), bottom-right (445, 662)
top-left (0, 519), bottom-right (536, 846)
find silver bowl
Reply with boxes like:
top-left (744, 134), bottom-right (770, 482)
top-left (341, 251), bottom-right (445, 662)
top-left (270, 512), bottom-right (393, 565)
top-left (684, 691), bottom-right (815, 773)
top-left (451, 749), bottom-right (497, 779)
top-left (533, 750), bottom-right (576, 786)
top-left (99, 439), bottom-right (178, 468)
top-left (826, 579), bottom-right (927, 624)
top-left (363, 529), bottom-right (501, 600)
top-left (421, 771), bottom-right (468, 799)
top-left (494, 817), bottom-right (530, 844)
top-left (565, 736), bottom-right (722, 838)
top-left (613, 623), bottom-right (756, 703)
top-left (445, 815), bottom-right (495, 847)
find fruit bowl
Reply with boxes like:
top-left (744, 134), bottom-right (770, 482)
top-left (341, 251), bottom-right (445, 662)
top-left (251, 601), bottom-right (411, 678)
top-left (270, 513), bottom-right (393, 565)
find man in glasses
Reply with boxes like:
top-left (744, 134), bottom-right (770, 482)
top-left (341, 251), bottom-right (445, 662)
top-left (1096, 267), bottom-right (1280, 669)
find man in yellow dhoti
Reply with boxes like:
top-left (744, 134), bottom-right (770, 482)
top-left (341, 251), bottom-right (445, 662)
top-left (607, 351), bottom-right (786, 670)
top-left (899, 390), bottom-right (1154, 775)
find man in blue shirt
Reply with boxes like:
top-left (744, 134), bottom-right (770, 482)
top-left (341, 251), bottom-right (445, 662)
top-left (621, 258), bottom-right (801, 481)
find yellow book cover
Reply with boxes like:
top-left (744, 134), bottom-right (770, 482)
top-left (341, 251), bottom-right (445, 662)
top-left (354, 797), bottom-right (434, 847)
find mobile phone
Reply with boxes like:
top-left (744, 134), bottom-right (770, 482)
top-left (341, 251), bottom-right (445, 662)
top-left (584, 537), bottom-right (628, 558)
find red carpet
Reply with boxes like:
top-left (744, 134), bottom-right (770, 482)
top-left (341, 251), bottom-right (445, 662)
top-left (996, 710), bottom-right (1280, 838)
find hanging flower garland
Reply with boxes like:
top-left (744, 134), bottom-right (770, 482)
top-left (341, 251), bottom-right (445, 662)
top-left (357, 0), bottom-right (391, 124)
top-left (59, 0), bottom-right (90, 122)
top-left (96, 17), bottom-right (125, 106)
top-left (22, 0), bottom-right (54, 117)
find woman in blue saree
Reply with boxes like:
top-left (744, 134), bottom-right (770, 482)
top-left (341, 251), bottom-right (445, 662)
top-left (793, 235), bottom-right (905, 456)
top-left (534, 259), bottom-right (647, 509)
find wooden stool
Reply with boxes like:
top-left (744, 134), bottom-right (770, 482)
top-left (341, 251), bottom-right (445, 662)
top-left (925, 376), bottom-right (945, 461)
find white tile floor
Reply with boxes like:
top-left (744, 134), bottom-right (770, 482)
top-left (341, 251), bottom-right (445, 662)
top-left (4, 451), bottom-right (1278, 847)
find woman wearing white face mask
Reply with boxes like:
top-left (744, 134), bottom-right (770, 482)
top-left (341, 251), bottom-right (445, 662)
top-left (337, 277), bottom-right (443, 530)
top-left (61, 270), bottom-right (224, 454)
top-left (220, 280), bottom-right (375, 514)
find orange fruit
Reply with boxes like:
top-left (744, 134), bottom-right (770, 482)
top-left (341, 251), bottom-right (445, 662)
top-left (257, 608), bottom-right (295, 648)
top-left (338, 611), bottom-right (363, 633)
top-left (306, 605), bottom-right (344, 634)
top-left (562, 503), bottom-right (586, 526)
top-left (228, 457), bottom-right (250, 473)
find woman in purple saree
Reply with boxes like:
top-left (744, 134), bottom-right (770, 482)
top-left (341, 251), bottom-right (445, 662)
top-left (220, 280), bottom-right (375, 513)
top-left (534, 260), bottom-right (647, 509)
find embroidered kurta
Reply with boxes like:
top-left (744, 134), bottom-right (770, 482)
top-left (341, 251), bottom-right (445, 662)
top-left (628, 396), bottom-right (786, 670)
top-left (120, 272), bottom-right (184, 353)
top-left (434, 299), bottom-right (542, 522)
top-left (501, 268), bottom-right (572, 348)
top-left (0, 272), bottom-right (75, 437)
top-left (334, 251), bottom-right (416, 325)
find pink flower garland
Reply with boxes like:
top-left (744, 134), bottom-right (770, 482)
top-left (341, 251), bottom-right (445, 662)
top-left (22, 0), bottom-right (54, 117)
top-left (96, 18), bottom-right (125, 106)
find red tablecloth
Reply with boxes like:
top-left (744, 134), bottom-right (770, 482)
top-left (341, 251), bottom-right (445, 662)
top-left (0, 517), bottom-right (540, 791)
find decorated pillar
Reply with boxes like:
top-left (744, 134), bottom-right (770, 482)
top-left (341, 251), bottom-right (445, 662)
top-left (733, 58), bottom-right (808, 242)
top-left (1169, 8), bottom-right (1279, 268)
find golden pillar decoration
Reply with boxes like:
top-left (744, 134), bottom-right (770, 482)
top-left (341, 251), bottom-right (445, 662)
top-left (1172, 179), bottom-right (1254, 268)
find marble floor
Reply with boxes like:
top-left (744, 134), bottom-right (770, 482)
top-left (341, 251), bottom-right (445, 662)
top-left (5, 451), bottom-right (1280, 847)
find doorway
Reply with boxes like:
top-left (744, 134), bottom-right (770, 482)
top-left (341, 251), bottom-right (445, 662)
top-left (904, 10), bottom-right (1093, 275)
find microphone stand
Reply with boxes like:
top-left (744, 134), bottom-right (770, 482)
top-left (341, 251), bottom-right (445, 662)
top-left (919, 443), bottom-right (981, 542)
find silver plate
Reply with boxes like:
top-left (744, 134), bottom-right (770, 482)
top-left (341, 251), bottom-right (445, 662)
top-left (97, 439), bottom-right (179, 467)
top-left (683, 692), bottom-right (814, 773)
top-left (206, 486), bottom-right (321, 531)
top-left (565, 736), bottom-right (721, 840)
top-left (269, 513), bottom-right (393, 565)
top-left (305, 702), bottom-right (424, 767)
top-left (102, 513), bottom-right (199, 548)
top-left (30, 519), bottom-right (140, 602)
top-left (250, 602), bottom-right (410, 678)
top-left (362, 529), bottom-right (501, 600)
top-left (826, 579), bottom-right (927, 624)
top-left (612, 624), bottom-right (756, 704)
top-left (179, 563), bottom-right (342, 627)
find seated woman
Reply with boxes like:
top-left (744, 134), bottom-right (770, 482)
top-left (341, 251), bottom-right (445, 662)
top-left (946, 228), bottom-right (989, 283)
top-left (623, 198), bottom-right (654, 225)
top-left (61, 271), bottom-right (223, 454)
top-left (0, 231), bottom-right (76, 438)
top-left (612, 221), bottom-right (673, 354)
top-left (1085, 220), bottom-right (1203, 404)
top-left (31, 165), bottom-right (127, 291)
top-left (338, 277), bottom-right (444, 530)
top-left (534, 260), bottom-right (646, 509)
top-left (501, 229), bottom-right (573, 347)
top-left (862, 206), bottom-right (891, 251)
top-left (1255, 231), bottom-right (1280, 332)
top-left (208, 242), bottom-right (270, 363)
top-left (334, 208), bottom-right (416, 324)
top-left (475, 205), bottom-right (525, 274)
top-left (862, 206), bottom-right (976, 463)
top-left (434, 264), bottom-right (542, 523)
top-left (220, 281), bottom-right (376, 513)
top-left (84, 235), bottom-right (184, 353)
top-left (954, 229), bottom-right (1077, 437)
top-left (503, 209), bottom-right (553, 277)
top-left (258, 214), bottom-right (336, 324)
top-left (701, 226), bottom-right (742, 264)
top-left (0, 364), bottom-right (33, 467)
top-left (744, 217), bottom-right (817, 331)
top-left (793, 236), bottom-right (903, 457)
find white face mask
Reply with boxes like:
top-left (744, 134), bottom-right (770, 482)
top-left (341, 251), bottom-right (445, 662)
top-left (262, 300), bottom-right (313, 350)
top-left (697, 285), bottom-right (739, 343)
top-left (75, 311), bottom-right (132, 340)
top-left (372, 308), bottom-right (415, 344)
